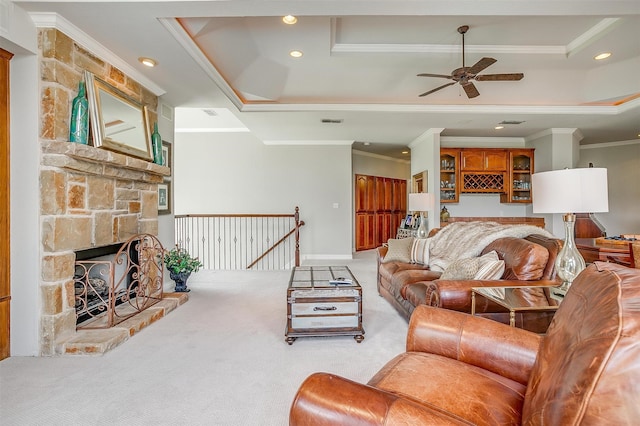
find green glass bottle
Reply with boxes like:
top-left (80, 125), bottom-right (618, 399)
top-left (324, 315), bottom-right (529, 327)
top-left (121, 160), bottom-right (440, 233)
top-left (151, 122), bottom-right (163, 164)
top-left (69, 81), bottom-right (89, 144)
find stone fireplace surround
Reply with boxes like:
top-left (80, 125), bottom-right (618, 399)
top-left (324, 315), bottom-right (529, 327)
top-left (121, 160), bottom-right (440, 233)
top-left (37, 28), bottom-right (178, 355)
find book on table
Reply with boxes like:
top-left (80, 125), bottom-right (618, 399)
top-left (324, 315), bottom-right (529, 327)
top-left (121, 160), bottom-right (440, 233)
top-left (330, 277), bottom-right (353, 285)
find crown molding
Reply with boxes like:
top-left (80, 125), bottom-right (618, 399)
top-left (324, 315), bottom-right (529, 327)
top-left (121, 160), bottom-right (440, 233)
top-left (263, 140), bottom-right (353, 146)
top-left (160, 18), bottom-right (244, 111)
top-left (29, 12), bottom-right (165, 96)
top-left (581, 139), bottom-right (640, 149)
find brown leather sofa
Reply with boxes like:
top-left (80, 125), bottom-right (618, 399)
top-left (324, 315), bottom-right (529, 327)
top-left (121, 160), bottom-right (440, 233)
top-left (290, 262), bottom-right (640, 425)
top-left (377, 234), bottom-right (561, 329)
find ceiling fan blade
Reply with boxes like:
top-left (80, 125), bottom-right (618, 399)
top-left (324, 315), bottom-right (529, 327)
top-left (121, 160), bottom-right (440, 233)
top-left (417, 73), bottom-right (453, 79)
top-left (419, 82), bottom-right (456, 97)
top-left (467, 57), bottom-right (497, 75)
top-left (475, 73), bottom-right (524, 81)
top-left (462, 82), bottom-right (480, 98)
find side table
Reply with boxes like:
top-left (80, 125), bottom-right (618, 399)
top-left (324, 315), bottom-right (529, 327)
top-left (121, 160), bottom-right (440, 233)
top-left (471, 286), bottom-right (560, 328)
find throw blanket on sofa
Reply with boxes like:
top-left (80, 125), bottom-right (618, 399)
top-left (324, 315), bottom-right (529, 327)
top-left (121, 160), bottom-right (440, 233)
top-left (428, 221), bottom-right (555, 272)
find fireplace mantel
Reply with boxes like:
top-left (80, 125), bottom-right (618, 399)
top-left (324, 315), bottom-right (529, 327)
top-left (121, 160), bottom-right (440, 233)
top-left (42, 141), bottom-right (170, 183)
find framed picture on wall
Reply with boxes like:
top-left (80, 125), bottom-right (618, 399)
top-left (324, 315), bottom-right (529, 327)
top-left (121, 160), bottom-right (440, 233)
top-left (412, 170), bottom-right (427, 193)
top-left (161, 141), bottom-right (171, 174)
top-left (158, 182), bottom-right (171, 215)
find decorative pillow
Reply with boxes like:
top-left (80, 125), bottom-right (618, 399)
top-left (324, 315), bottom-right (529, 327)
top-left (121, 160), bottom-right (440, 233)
top-left (439, 257), bottom-right (481, 280)
top-left (411, 238), bottom-right (430, 265)
top-left (474, 259), bottom-right (506, 280)
top-left (382, 237), bottom-right (414, 263)
top-left (439, 251), bottom-right (501, 280)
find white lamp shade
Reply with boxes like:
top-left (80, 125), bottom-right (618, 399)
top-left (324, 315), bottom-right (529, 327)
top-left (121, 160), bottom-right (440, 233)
top-left (532, 168), bottom-right (609, 214)
top-left (408, 193), bottom-right (434, 212)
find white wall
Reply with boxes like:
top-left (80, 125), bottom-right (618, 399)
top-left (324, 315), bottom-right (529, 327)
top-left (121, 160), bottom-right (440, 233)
top-left (155, 99), bottom-right (176, 290)
top-left (174, 132), bottom-right (353, 258)
top-left (2, 3), bottom-right (41, 356)
top-left (578, 141), bottom-right (640, 236)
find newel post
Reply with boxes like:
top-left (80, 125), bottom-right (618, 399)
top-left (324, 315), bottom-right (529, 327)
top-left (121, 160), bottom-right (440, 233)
top-left (295, 206), bottom-right (301, 266)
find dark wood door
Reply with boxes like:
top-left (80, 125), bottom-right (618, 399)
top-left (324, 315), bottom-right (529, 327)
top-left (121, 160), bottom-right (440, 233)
top-left (355, 174), bottom-right (407, 251)
top-left (0, 49), bottom-right (13, 360)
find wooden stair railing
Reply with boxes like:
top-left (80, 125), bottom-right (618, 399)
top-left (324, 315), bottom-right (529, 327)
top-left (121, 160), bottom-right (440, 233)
top-left (174, 207), bottom-right (305, 270)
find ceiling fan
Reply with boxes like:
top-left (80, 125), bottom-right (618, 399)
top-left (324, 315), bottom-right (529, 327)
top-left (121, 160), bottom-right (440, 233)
top-left (417, 25), bottom-right (524, 98)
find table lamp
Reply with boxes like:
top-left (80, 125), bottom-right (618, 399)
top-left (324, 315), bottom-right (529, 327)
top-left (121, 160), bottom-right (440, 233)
top-left (408, 193), bottom-right (435, 238)
top-left (532, 168), bottom-right (608, 291)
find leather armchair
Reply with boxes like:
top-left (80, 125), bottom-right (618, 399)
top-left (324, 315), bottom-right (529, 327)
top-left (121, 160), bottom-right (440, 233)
top-left (290, 262), bottom-right (640, 425)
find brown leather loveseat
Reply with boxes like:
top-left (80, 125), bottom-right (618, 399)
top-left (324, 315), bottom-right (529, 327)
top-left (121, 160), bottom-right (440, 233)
top-left (377, 232), bottom-right (561, 329)
top-left (290, 262), bottom-right (640, 425)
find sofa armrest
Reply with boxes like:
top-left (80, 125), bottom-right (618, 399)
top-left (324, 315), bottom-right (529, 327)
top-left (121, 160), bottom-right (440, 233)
top-left (428, 279), bottom-right (560, 312)
top-left (376, 246), bottom-right (388, 263)
top-left (290, 372), bottom-right (470, 426)
top-left (406, 305), bottom-right (541, 385)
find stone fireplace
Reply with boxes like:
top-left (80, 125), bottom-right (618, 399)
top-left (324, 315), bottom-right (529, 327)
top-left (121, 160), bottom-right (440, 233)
top-left (38, 28), bottom-right (171, 355)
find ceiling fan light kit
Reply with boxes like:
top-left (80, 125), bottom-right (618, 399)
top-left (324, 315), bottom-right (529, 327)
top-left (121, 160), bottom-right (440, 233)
top-left (418, 25), bottom-right (524, 98)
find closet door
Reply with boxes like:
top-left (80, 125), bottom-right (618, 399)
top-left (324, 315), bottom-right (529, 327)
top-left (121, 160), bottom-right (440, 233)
top-left (0, 49), bottom-right (13, 360)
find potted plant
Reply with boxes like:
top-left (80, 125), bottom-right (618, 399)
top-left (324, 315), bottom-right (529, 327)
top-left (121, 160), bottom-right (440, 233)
top-left (164, 246), bottom-right (203, 292)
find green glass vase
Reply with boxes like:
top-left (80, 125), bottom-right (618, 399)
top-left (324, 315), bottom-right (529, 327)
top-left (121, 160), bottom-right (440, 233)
top-left (69, 81), bottom-right (89, 144)
top-left (151, 122), bottom-right (163, 164)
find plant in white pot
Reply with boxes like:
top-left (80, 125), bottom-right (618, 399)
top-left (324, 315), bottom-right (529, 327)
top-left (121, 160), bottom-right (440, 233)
top-left (164, 246), bottom-right (203, 293)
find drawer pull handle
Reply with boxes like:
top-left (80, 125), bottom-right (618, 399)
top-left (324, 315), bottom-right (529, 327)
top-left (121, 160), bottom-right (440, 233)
top-left (314, 306), bottom-right (337, 311)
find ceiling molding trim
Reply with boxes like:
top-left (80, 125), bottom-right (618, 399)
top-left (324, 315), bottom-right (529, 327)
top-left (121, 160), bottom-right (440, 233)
top-left (29, 12), bottom-right (165, 96)
top-left (581, 139), bottom-right (640, 149)
top-left (566, 18), bottom-right (621, 57)
top-left (263, 140), bottom-right (354, 146)
top-left (524, 128), bottom-right (580, 142)
top-left (352, 149), bottom-right (410, 164)
top-left (441, 136), bottom-right (525, 144)
top-left (159, 18), bottom-right (244, 111)
top-left (240, 102), bottom-right (620, 115)
top-left (332, 43), bottom-right (565, 55)
top-left (617, 95), bottom-right (640, 112)
top-left (408, 128), bottom-right (445, 148)
top-left (175, 128), bottom-right (250, 133)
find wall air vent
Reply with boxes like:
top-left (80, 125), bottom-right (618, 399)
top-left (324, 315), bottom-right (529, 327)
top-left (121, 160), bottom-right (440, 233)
top-left (321, 119), bottom-right (343, 124)
top-left (202, 109), bottom-right (218, 116)
top-left (499, 120), bottom-right (525, 125)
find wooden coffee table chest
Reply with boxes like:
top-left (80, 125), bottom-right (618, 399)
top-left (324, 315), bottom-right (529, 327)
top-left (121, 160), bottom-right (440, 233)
top-left (285, 266), bottom-right (364, 345)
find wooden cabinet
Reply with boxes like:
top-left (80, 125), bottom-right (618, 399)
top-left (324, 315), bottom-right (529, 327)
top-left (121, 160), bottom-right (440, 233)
top-left (355, 174), bottom-right (407, 251)
top-left (440, 147), bottom-right (534, 204)
top-left (461, 149), bottom-right (507, 171)
top-left (501, 149), bottom-right (534, 203)
top-left (440, 149), bottom-right (459, 203)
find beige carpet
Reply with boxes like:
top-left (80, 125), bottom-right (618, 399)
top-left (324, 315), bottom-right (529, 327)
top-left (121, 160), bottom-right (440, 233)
top-left (0, 250), bottom-right (408, 425)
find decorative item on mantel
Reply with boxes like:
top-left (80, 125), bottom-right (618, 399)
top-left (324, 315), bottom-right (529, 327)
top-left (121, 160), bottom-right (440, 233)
top-left (532, 168), bottom-right (609, 296)
top-left (151, 122), bottom-right (163, 165)
top-left (69, 80), bottom-right (89, 144)
top-left (164, 246), bottom-right (203, 292)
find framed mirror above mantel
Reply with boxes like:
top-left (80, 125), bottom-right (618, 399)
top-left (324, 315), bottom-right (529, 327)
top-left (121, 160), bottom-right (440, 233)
top-left (84, 70), bottom-right (153, 161)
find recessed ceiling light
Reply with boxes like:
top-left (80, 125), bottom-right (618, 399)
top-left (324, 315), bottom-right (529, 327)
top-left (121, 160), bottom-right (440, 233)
top-left (138, 57), bottom-right (156, 67)
top-left (594, 52), bottom-right (611, 60)
top-left (289, 50), bottom-right (303, 58)
top-left (495, 125), bottom-right (504, 130)
top-left (402, 150), bottom-right (409, 154)
top-left (282, 15), bottom-right (297, 25)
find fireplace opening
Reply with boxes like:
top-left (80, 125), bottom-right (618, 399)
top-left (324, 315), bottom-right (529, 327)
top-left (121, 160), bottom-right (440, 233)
top-left (73, 234), bottom-right (164, 329)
